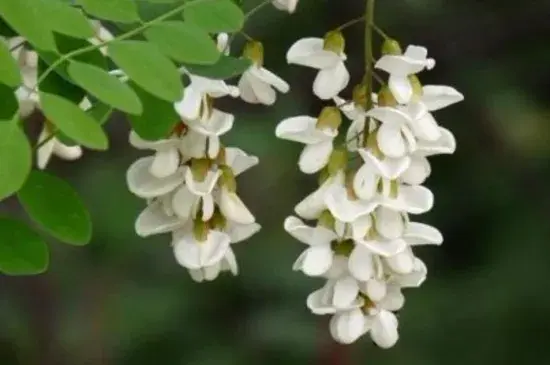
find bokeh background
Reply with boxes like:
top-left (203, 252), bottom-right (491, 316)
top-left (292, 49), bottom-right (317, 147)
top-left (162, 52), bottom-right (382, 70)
top-left (2, 0), bottom-right (550, 364)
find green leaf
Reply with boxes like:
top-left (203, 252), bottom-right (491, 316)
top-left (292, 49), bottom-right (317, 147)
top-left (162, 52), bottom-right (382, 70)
top-left (18, 171), bottom-right (92, 246)
top-left (0, 41), bottom-right (21, 87)
top-left (77, 0), bottom-right (141, 23)
top-left (108, 41), bottom-right (183, 102)
top-left (37, 0), bottom-right (95, 39)
top-left (39, 93), bottom-right (109, 150)
top-left (0, 84), bottom-right (19, 120)
top-left (38, 58), bottom-right (86, 104)
top-left (0, 0), bottom-right (56, 51)
top-left (144, 21), bottom-right (220, 65)
top-left (0, 123), bottom-right (32, 201)
top-left (87, 102), bottom-right (114, 125)
top-left (67, 61), bottom-right (142, 115)
top-left (128, 82), bottom-right (179, 140)
top-left (184, 0), bottom-right (244, 33)
top-left (183, 55), bottom-right (251, 79)
top-left (0, 217), bottom-right (49, 275)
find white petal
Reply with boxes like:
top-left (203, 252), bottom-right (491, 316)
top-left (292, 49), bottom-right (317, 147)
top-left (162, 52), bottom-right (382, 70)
top-left (404, 222), bottom-right (443, 245)
top-left (227, 222), bottom-right (261, 243)
top-left (330, 309), bottom-right (366, 344)
top-left (348, 245), bottom-right (374, 281)
top-left (388, 75), bottom-right (413, 104)
top-left (410, 111), bottom-right (441, 142)
top-left (286, 38), bottom-right (341, 69)
top-left (324, 255), bottom-right (349, 279)
top-left (253, 67), bottom-right (289, 93)
top-left (36, 134), bottom-right (55, 170)
top-left (298, 140), bottom-right (333, 174)
top-left (307, 287), bottom-right (336, 315)
top-left (313, 62), bottom-right (349, 100)
top-left (52, 142), bottom-right (83, 161)
top-left (135, 201), bottom-right (182, 237)
top-left (174, 87), bottom-right (202, 120)
top-left (333, 276), bottom-right (360, 309)
top-left (392, 258), bottom-right (427, 287)
top-left (377, 124), bottom-right (406, 159)
top-left (359, 238), bottom-right (407, 257)
top-left (345, 116), bottom-right (366, 152)
top-left (353, 163), bottom-right (378, 200)
top-left (203, 264), bottom-right (222, 281)
top-left (201, 194), bottom-right (215, 221)
top-left (301, 246), bottom-right (333, 276)
top-left (150, 148), bottom-right (179, 178)
top-left (201, 231), bottom-right (231, 266)
top-left (399, 185), bottom-right (434, 214)
top-left (129, 130), bottom-right (176, 150)
top-left (238, 72), bottom-right (259, 104)
top-left (371, 310), bottom-right (399, 349)
top-left (351, 214), bottom-right (372, 240)
top-left (325, 185), bottom-right (378, 223)
top-left (375, 207), bottom-right (404, 239)
top-left (185, 168), bottom-right (220, 196)
top-left (173, 236), bottom-right (202, 270)
top-left (385, 250), bottom-right (414, 274)
top-left (207, 136), bottom-right (220, 158)
top-left (275, 116), bottom-right (334, 144)
top-left (365, 279), bottom-right (387, 302)
top-left (400, 155), bottom-right (431, 185)
top-left (221, 248), bottom-right (239, 275)
top-left (294, 171), bottom-right (344, 219)
top-left (172, 185), bottom-right (200, 220)
top-left (422, 85), bottom-right (464, 111)
top-left (179, 130), bottom-right (207, 158)
top-left (219, 188), bottom-right (255, 224)
top-left (375, 53), bottom-right (426, 75)
top-left (127, 157), bottom-right (184, 198)
top-left (416, 127), bottom-right (456, 156)
top-left (404, 45), bottom-right (428, 60)
top-left (188, 269), bottom-right (204, 282)
top-left (366, 106), bottom-right (412, 127)
top-left (206, 109), bottom-right (235, 136)
top-left (224, 148), bottom-right (259, 175)
top-left (358, 149), bottom-right (410, 180)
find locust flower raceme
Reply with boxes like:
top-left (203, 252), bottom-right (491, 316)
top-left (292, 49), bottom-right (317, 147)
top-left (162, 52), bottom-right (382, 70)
top-left (279, 35), bottom-right (463, 347)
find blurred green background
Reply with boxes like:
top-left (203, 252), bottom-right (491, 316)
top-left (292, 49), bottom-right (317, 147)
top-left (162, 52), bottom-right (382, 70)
top-left (2, 0), bottom-right (550, 364)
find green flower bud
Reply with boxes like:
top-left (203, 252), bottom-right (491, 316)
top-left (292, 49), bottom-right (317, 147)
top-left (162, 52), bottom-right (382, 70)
top-left (327, 148), bottom-right (348, 176)
top-left (381, 39), bottom-right (402, 55)
top-left (209, 208), bottom-right (227, 230)
top-left (352, 83), bottom-right (368, 110)
top-left (318, 168), bottom-right (330, 185)
top-left (243, 40), bottom-right (264, 67)
top-left (377, 85), bottom-right (397, 107)
top-left (219, 165), bottom-right (237, 192)
top-left (193, 219), bottom-right (209, 242)
top-left (191, 158), bottom-right (211, 182)
top-left (316, 106), bottom-right (342, 131)
top-left (409, 74), bottom-right (423, 100)
top-left (323, 30), bottom-right (345, 54)
top-left (318, 210), bottom-right (335, 231)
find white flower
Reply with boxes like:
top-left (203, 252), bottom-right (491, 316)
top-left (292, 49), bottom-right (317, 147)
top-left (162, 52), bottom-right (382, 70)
top-left (294, 170), bottom-right (344, 219)
top-left (307, 278), bottom-right (364, 315)
top-left (134, 198), bottom-right (183, 238)
top-left (238, 65), bottom-right (289, 105)
top-left (37, 124), bottom-right (83, 170)
top-left (286, 38), bottom-right (349, 100)
top-left (272, 0), bottom-right (298, 13)
top-left (285, 216), bottom-right (337, 276)
top-left (375, 45), bottom-right (435, 104)
top-left (275, 115), bottom-right (338, 174)
top-left (366, 106), bottom-right (417, 160)
top-left (363, 304), bottom-right (400, 348)
top-left (376, 179), bottom-right (434, 214)
top-left (126, 157), bottom-right (185, 199)
top-left (324, 184), bottom-right (378, 223)
top-left (329, 308), bottom-right (366, 344)
top-left (421, 85), bottom-right (464, 112)
top-left (172, 227), bottom-right (231, 270)
top-left (129, 131), bottom-right (181, 178)
top-left (184, 108), bottom-right (234, 158)
top-left (217, 186), bottom-right (255, 224)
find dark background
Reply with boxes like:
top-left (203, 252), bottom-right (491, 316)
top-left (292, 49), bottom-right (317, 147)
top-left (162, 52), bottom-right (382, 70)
top-left (2, 0), bottom-right (550, 364)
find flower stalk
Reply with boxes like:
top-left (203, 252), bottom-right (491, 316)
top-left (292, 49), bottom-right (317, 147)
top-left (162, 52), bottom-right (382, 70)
top-left (363, 0), bottom-right (375, 147)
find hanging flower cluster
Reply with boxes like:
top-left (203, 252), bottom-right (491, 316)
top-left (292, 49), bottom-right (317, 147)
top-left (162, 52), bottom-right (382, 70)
top-left (1, 20), bottom-right (115, 170)
top-left (126, 33), bottom-right (288, 281)
top-left (276, 30), bottom-right (463, 347)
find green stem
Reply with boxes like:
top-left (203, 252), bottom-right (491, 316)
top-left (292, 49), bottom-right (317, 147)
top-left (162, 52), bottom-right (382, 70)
top-left (363, 0), bottom-right (375, 147)
top-left (225, 0), bottom-right (273, 52)
top-left (335, 16), bottom-right (366, 31)
top-left (372, 23), bottom-right (390, 40)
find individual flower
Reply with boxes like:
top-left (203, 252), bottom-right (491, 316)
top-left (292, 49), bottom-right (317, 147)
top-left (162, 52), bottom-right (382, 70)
top-left (286, 30), bottom-right (349, 100)
top-left (129, 130), bottom-right (181, 178)
top-left (239, 40), bottom-right (290, 105)
top-left (37, 122), bottom-right (83, 170)
top-left (272, 0), bottom-right (299, 13)
top-left (375, 45), bottom-right (435, 104)
top-left (275, 106), bottom-right (341, 174)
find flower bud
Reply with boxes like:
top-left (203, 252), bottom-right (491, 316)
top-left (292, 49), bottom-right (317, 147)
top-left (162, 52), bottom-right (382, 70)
top-left (316, 106), bottom-right (342, 131)
top-left (352, 83), bottom-right (368, 110)
top-left (190, 158), bottom-right (211, 182)
top-left (327, 148), bottom-right (347, 176)
top-left (318, 210), bottom-right (335, 231)
top-left (377, 85), bottom-right (397, 107)
top-left (193, 219), bottom-right (209, 242)
top-left (381, 39), bottom-right (402, 55)
top-left (209, 208), bottom-right (227, 230)
top-left (219, 165), bottom-right (237, 192)
top-left (243, 40), bottom-right (264, 67)
top-left (318, 168), bottom-right (330, 185)
top-left (323, 30), bottom-right (345, 54)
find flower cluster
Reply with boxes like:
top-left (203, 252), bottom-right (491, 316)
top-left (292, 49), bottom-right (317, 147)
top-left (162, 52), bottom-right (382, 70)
top-left (1, 20), bottom-right (115, 170)
top-left (127, 33), bottom-right (288, 281)
top-left (276, 33), bottom-right (463, 346)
